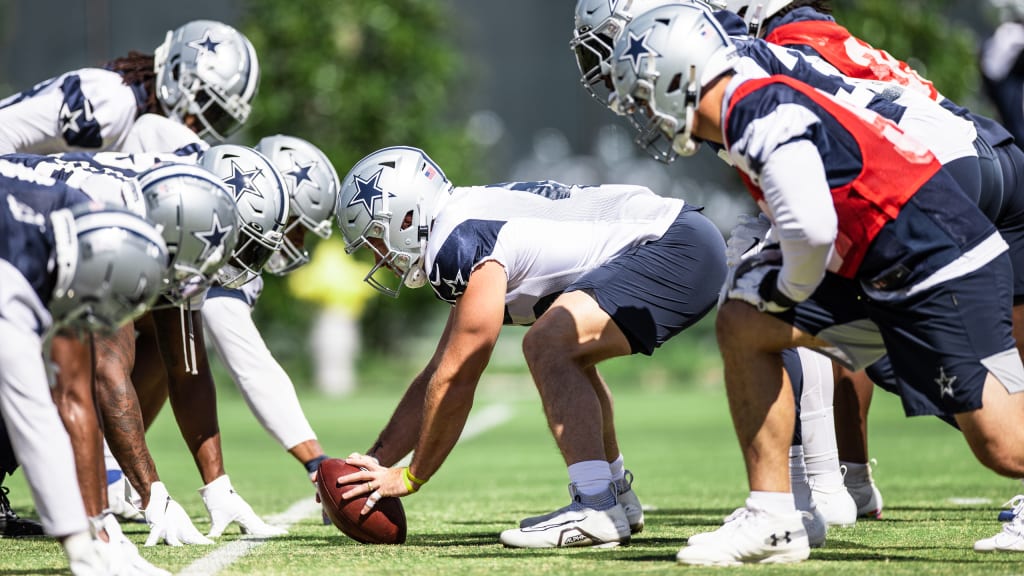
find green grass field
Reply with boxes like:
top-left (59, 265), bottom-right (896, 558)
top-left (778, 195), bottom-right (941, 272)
top-left (3, 362), bottom-right (1024, 575)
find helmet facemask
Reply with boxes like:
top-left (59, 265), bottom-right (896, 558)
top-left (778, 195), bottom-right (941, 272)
top-left (338, 146), bottom-right (450, 298)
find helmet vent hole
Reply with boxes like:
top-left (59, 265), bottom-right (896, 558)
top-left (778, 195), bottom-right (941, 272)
top-left (379, 161), bottom-right (396, 169)
top-left (667, 73), bottom-right (683, 94)
top-left (401, 210), bottom-right (414, 231)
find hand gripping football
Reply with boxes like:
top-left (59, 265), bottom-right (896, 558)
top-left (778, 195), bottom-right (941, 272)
top-left (316, 458), bottom-right (407, 544)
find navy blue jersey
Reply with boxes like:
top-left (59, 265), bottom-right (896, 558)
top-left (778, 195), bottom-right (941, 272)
top-left (0, 162), bottom-right (90, 302)
top-left (723, 74), bottom-right (995, 282)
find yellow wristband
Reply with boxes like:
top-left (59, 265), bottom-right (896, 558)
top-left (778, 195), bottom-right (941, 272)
top-left (403, 467), bottom-right (426, 492)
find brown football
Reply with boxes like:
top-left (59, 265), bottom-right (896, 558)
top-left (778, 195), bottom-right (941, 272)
top-left (316, 458), bottom-right (407, 544)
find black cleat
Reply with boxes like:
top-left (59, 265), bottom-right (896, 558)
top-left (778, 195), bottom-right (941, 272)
top-left (0, 486), bottom-right (45, 538)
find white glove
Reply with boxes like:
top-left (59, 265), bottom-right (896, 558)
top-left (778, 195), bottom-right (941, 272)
top-left (62, 531), bottom-right (107, 576)
top-left (726, 251), bottom-right (797, 313)
top-left (144, 481), bottom-right (214, 546)
top-left (99, 513), bottom-right (172, 576)
top-left (200, 475), bottom-right (288, 538)
top-left (725, 213), bottom-right (773, 268)
top-left (720, 214), bottom-right (774, 308)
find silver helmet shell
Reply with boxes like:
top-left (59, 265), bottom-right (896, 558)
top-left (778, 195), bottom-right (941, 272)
top-left (337, 146), bottom-right (452, 298)
top-left (255, 135), bottom-right (340, 275)
top-left (200, 144), bottom-right (289, 288)
top-left (610, 2), bottom-right (737, 162)
top-left (50, 203), bottom-right (169, 332)
top-left (153, 19), bottom-right (260, 143)
top-left (138, 163), bottom-right (240, 303)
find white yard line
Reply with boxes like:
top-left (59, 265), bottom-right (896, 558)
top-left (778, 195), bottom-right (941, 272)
top-left (177, 402), bottom-right (514, 576)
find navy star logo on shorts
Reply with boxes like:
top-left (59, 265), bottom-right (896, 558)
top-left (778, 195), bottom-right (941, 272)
top-left (347, 168), bottom-right (393, 217)
top-left (619, 27), bottom-right (661, 76)
top-left (935, 367), bottom-right (957, 399)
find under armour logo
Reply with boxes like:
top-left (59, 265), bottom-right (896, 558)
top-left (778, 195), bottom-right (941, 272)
top-left (935, 366), bottom-right (957, 399)
top-left (769, 531), bottom-right (791, 546)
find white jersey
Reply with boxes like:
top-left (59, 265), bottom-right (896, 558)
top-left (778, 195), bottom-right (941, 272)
top-left (1, 148), bottom-right (203, 216)
top-left (425, 181), bottom-right (684, 325)
top-left (0, 68), bottom-right (143, 155)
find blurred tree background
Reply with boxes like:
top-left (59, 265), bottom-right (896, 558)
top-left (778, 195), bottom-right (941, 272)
top-left (240, 0), bottom-right (482, 389)
top-left (224, 0), bottom-right (995, 391)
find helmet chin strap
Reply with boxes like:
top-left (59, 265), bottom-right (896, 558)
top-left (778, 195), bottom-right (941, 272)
top-left (672, 65), bottom-right (702, 158)
top-left (50, 208), bottom-right (78, 300)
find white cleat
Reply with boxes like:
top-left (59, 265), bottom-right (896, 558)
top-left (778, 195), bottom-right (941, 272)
top-left (501, 503), bottom-right (630, 548)
top-left (677, 503), bottom-right (810, 566)
top-left (107, 474), bottom-right (145, 523)
top-left (974, 495), bottom-right (1024, 553)
top-left (801, 506), bottom-right (828, 549)
top-left (811, 478), bottom-right (858, 527)
top-left (844, 460), bottom-right (883, 519)
top-left (519, 471), bottom-right (645, 534)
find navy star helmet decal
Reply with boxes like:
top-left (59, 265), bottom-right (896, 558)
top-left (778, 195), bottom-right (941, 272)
top-left (192, 210), bottom-right (233, 259)
top-left (284, 153), bottom-right (318, 192)
top-left (347, 168), bottom-right (394, 217)
top-left (619, 27), bottom-right (661, 76)
top-left (221, 160), bottom-right (264, 200)
top-left (187, 30), bottom-right (222, 57)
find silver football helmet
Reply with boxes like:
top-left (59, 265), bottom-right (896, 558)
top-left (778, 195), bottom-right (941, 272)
top-left (153, 19), bottom-right (260, 143)
top-left (255, 135), bottom-right (340, 275)
top-left (49, 203), bottom-right (169, 333)
top-left (139, 163), bottom-right (240, 303)
top-left (200, 144), bottom-right (289, 288)
top-left (571, 0), bottom-right (686, 106)
top-left (337, 146), bottom-right (452, 298)
top-left (610, 3), bottom-right (737, 162)
top-left (723, 0), bottom-right (792, 36)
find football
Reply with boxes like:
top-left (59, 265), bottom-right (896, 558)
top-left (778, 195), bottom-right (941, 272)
top-left (316, 458), bottom-right (407, 544)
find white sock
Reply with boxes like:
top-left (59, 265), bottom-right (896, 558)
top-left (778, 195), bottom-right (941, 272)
top-left (609, 454), bottom-right (625, 482)
top-left (748, 491), bottom-right (797, 515)
top-left (568, 460), bottom-right (613, 497)
top-left (789, 445), bottom-right (813, 511)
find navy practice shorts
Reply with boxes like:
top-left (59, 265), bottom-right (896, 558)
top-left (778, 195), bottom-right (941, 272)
top-left (567, 204), bottom-right (726, 356)
top-left (779, 250), bottom-right (1022, 417)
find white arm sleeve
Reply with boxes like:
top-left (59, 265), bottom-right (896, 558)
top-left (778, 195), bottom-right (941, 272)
top-left (0, 90), bottom-right (62, 154)
top-left (201, 295), bottom-right (317, 450)
top-left (759, 140), bottom-right (837, 303)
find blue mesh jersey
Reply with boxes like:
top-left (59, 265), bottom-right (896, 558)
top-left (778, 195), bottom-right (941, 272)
top-left (0, 68), bottom-right (147, 154)
top-left (722, 73), bottom-right (996, 282)
top-left (423, 181), bottom-right (684, 324)
top-left (729, 37), bottom-right (977, 167)
top-left (0, 160), bottom-right (90, 303)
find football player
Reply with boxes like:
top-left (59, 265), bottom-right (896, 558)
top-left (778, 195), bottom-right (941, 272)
top-left (0, 160), bottom-right (170, 574)
top-left (722, 0), bottom-right (1024, 540)
top-left (610, 3), bottom-right (1024, 564)
top-left (201, 135), bottom-right (341, 482)
top-left (334, 146), bottom-right (726, 548)
top-left (0, 17), bottom-right (259, 534)
top-left (0, 19), bottom-right (259, 154)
